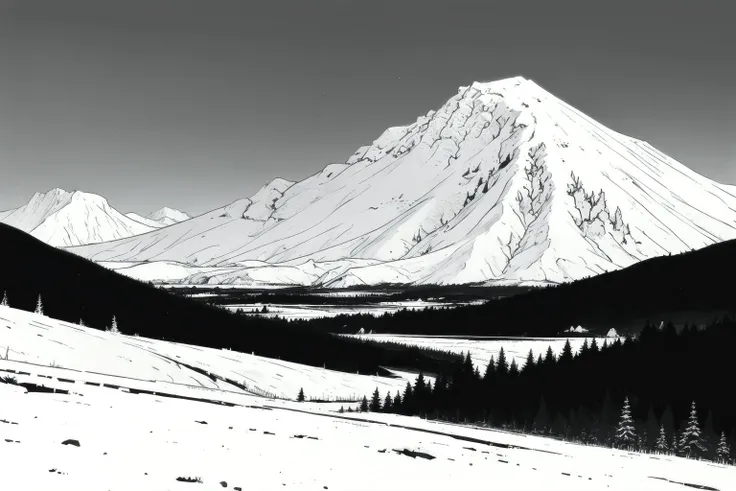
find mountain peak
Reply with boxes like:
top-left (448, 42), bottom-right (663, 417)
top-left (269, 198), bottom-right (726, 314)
top-left (69, 78), bottom-right (736, 287)
top-left (1, 188), bottom-right (157, 246)
top-left (148, 207), bottom-right (190, 225)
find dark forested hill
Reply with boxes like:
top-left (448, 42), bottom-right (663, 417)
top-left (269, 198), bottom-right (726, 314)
top-left (0, 223), bottom-right (460, 374)
top-left (295, 239), bottom-right (736, 336)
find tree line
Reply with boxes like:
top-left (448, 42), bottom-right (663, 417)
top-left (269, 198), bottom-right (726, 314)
top-left (351, 318), bottom-right (736, 464)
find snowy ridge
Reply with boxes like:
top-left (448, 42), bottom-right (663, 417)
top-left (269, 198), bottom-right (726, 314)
top-left (68, 76), bottom-right (736, 286)
top-left (0, 188), bottom-right (158, 247)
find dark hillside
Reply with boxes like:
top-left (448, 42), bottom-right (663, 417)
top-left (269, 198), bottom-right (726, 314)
top-left (0, 223), bottom-right (460, 374)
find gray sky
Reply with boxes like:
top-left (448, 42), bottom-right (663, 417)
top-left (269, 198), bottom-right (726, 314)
top-left (1, 0), bottom-right (734, 215)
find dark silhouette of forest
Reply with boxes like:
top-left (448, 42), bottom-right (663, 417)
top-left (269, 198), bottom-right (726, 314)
top-left (0, 223), bottom-right (461, 376)
top-left (355, 318), bottom-right (736, 464)
top-left (287, 240), bottom-right (736, 336)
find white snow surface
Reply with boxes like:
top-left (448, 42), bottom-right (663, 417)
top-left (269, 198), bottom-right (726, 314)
top-left (0, 305), bottom-right (414, 401)
top-left (2, 307), bottom-right (734, 490)
top-left (0, 188), bottom-right (157, 247)
top-left (68, 76), bottom-right (736, 286)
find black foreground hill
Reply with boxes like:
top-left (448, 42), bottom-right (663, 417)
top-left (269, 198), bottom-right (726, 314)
top-left (296, 239), bottom-right (736, 336)
top-left (0, 223), bottom-right (459, 375)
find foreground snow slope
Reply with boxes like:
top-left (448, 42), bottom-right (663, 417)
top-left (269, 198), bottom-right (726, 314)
top-left (1, 383), bottom-right (733, 491)
top-left (69, 76), bottom-right (736, 287)
top-left (0, 305), bottom-right (412, 400)
top-left (0, 188), bottom-right (157, 247)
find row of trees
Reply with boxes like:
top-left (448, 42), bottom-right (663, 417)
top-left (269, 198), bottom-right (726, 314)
top-left (355, 319), bottom-right (736, 465)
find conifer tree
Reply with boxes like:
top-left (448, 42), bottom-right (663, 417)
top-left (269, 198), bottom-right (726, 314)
top-left (589, 338), bottom-right (599, 354)
top-left (655, 424), bottom-right (670, 454)
top-left (108, 315), bottom-right (120, 334)
top-left (559, 339), bottom-right (574, 365)
top-left (496, 348), bottom-right (508, 376)
top-left (79, 318), bottom-right (85, 327)
top-left (579, 339), bottom-right (589, 357)
top-left (615, 397), bottom-right (637, 450)
top-left (483, 355), bottom-right (496, 381)
top-left (369, 387), bottom-right (382, 412)
top-left (543, 346), bottom-right (556, 368)
top-left (716, 432), bottom-right (731, 464)
top-left (401, 382), bottom-right (413, 414)
top-left (680, 401), bottom-right (707, 459)
top-left (34, 295), bottom-right (43, 315)
top-left (393, 390), bottom-right (402, 409)
top-left (1, 291), bottom-right (7, 307)
top-left (297, 388), bottom-right (305, 402)
top-left (522, 349), bottom-right (535, 373)
top-left (508, 359), bottom-right (519, 377)
top-left (383, 392), bottom-right (393, 413)
top-left (360, 395), bottom-right (369, 412)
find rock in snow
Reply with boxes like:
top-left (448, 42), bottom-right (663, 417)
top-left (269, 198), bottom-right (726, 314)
top-left (66, 76), bottom-right (736, 287)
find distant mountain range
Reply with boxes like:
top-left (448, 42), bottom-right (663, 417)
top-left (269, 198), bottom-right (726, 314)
top-left (64, 76), bottom-right (736, 287)
top-left (0, 188), bottom-right (189, 247)
top-left (7, 76), bottom-right (736, 287)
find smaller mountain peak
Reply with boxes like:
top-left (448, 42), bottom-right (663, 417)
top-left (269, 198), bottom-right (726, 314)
top-left (148, 207), bottom-right (190, 223)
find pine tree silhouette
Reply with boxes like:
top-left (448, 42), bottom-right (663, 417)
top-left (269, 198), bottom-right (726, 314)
top-left (655, 424), bottom-right (670, 454)
top-left (393, 390), bottom-right (402, 409)
top-left (383, 392), bottom-right (393, 413)
top-left (615, 397), bottom-right (637, 450)
top-left (360, 395), bottom-right (369, 412)
top-left (508, 359), bottom-right (519, 377)
top-left (559, 340), bottom-right (574, 365)
top-left (522, 349), bottom-right (535, 373)
top-left (496, 348), bottom-right (508, 376)
top-left (680, 401), bottom-right (706, 459)
top-left (369, 387), bottom-right (382, 412)
top-left (716, 432), bottom-right (731, 464)
top-left (0, 291), bottom-right (8, 307)
top-left (297, 388), bottom-right (305, 402)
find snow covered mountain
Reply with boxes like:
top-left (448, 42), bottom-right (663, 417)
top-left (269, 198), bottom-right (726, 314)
top-left (68, 76), bottom-right (736, 287)
top-left (126, 207), bottom-right (190, 228)
top-left (0, 188), bottom-right (157, 247)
